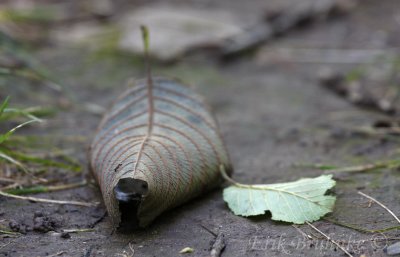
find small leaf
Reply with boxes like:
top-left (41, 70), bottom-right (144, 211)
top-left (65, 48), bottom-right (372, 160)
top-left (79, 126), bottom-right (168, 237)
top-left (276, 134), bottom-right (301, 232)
top-left (222, 169), bottom-right (336, 224)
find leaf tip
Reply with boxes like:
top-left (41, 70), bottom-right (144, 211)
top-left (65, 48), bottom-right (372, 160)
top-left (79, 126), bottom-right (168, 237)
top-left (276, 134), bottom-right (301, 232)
top-left (140, 25), bottom-right (149, 55)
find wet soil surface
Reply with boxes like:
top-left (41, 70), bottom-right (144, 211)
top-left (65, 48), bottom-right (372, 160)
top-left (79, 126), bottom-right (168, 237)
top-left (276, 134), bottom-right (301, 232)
top-left (1, 0), bottom-right (400, 256)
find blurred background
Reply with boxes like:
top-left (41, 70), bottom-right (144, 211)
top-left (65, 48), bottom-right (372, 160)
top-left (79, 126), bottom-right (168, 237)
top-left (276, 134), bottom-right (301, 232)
top-left (1, 0), bottom-right (400, 256)
top-left (0, 0), bottom-right (399, 112)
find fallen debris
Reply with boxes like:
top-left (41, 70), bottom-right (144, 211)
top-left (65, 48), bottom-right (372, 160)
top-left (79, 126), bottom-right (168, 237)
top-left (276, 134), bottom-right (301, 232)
top-left (210, 232), bottom-right (225, 257)
top-left (60, 232), bottom-right (71, 239)
top-left (179, 247), bottom-right (194, 254)
top-left (0, 190), bottom-right (99, 207)
top-left (220, 0), bottom-right (358, 59)
top-left (4, 180), bottom-right (88, 195)
top-left (306, 222), bottom-right (354, 257)
top-left (328, 161), bottom-right (400, 173)
top-left (358, 191), bottom-right (400, 224)
top-left (8, 220), bottom-right (30, 234)
top-left (319, 68), bottom-right (398, 115)
top-left (119, 6), bottom-right (243, 61)
top-left (33, 211), bottom-right (60, 233)
top-left (46, 251), bottom-right (66, 257)
top-left (357, 191), bottom-right (400, 256)
top-left (385, 242), bottom-right (400, 256)
top-left (257, 48), bottom-right (394, 65)
top-left (325, 217), bottom-right (400, 234)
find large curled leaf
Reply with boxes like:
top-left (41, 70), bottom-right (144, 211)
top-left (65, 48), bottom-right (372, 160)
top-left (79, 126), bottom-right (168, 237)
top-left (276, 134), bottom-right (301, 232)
top-left (223, 172), bottom-right (336, 224)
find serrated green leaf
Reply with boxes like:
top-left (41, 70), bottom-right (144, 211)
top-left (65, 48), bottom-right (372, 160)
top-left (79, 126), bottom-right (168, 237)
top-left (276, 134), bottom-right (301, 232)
top-left (222, 173), bottom-right (336, 224)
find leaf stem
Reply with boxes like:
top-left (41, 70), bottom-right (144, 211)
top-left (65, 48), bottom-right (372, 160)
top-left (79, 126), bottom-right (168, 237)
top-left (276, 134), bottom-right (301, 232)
top-left (219, 165), bottom-right (243, 187)
top-left (324, 217), bottom-right (400, 233)
top-left (133, 25), bottom-right (154, 175)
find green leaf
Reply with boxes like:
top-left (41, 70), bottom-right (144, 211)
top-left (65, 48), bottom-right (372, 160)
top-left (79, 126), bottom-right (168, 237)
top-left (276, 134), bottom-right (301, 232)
top-left (222, 168), bottom-right (336, 224)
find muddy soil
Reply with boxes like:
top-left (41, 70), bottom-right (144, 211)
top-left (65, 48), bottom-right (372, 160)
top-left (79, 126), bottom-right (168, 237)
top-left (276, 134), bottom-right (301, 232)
top-left (1, 0), bottom-right (400, 256)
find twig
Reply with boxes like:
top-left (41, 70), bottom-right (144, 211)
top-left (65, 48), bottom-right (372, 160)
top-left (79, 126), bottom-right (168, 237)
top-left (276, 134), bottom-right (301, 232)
top-left (128, 243), bottom-right (135, 257)
top-left (0, 190), bottom-right (98, 207)
top-left (199, 223), bottom-right (217, 237)
top-left (210, 232), bottom-right (226, 257)
top-left (62, 228), bottom-right (94, 233)
top-left (0, 241), bottom-right (12, 249)
top-left (306, 222), bottom-right (354, 257)
top-left (0, 229), bottom-right (21, 236)
top-left (300, 159), bottom-right (400, 174)
top-left (328, 162), bottom-right (395, 173)
top-left (4, 180), bottom-right (88, 195)
top-left (358, 191), bottom-right (400, 224)
top-left (0, 183), bottom-right (18, 191)
top-left (117, 243), bottom-right (135, 257)
top-left (47, 251), bottom-right (66, 257)
top-left (0, 151), bottom-right (29, 173)
top-left (0, 177), bottom-right (15, 183)
top-left (324, 217), bottom-right (400, 233)
top-left (292, 225), bottom-right (313, 239)
top-left (352, 126), bottom-right (400, 140)
top-left (89, 211), bottom-right (107, 228)
top-left (41, 180), bottom-right (87, 192)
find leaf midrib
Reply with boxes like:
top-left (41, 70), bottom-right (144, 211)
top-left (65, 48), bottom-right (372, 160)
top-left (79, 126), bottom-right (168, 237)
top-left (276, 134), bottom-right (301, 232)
top-left (230, 182), bottom-right (333, 210)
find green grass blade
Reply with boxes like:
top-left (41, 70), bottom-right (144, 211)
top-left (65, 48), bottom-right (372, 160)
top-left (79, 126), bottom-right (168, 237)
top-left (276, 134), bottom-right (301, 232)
top-left (0, 119), bottom-right (39, 145)
top-left (0, 148), bottom-right (81, 172)
top-left (5, 186), bottom-right (48, 195)
top-left (0, 96), bottom-right (10, 117)
top-left (2, 105), bottom-right (56, 121)
top-left (0, 151), bottom-right (28, 172)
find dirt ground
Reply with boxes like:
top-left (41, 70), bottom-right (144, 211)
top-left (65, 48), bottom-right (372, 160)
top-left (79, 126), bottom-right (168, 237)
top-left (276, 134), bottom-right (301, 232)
top-left (1, 0), bottom-right (400, 256)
